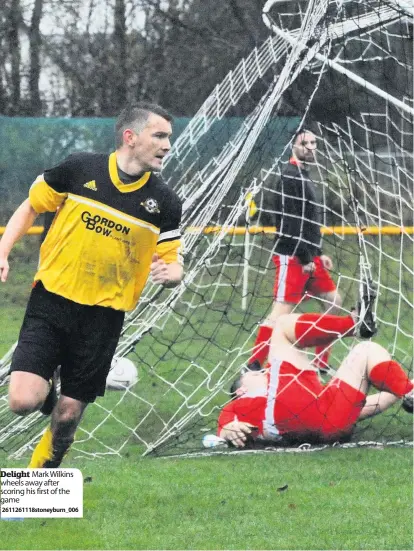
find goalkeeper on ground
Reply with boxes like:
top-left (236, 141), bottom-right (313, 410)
top-left (218, 291), bottom-right (413, 447)
top-left (0, 102), bottom-right (184, 468)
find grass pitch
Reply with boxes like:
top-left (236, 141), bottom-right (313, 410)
top-left (1, 450), bottom-right (413, 550)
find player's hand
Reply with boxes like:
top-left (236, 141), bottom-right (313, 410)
top-left (320, 255), bottom-right (333, 270)
top-left (219, 420), bottom-right (258, 448)
top-left (302, 261), bottom-right (315, 274)
top-left (150, 253), bottom-right (170, 284)
top-left (0, 256), bottom-right (9, 283)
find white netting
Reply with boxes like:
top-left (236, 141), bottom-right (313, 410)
top-left (0, 0), bottom-right (412, 459)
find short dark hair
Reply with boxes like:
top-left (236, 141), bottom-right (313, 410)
top-left (292, 127), bottom-right (316, 147)
top-left (115, 102), bottom-right (173, 148)
top-left (229, 374), bottom-right (244, 400)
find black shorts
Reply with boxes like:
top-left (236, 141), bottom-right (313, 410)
top-left (10, 282), bottom-right (125, 403)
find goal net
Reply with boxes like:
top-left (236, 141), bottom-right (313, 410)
top-left (0, 0), bottom-right (412, 459)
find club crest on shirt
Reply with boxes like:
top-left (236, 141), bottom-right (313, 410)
top-left (140, 198), bottom-right (160, 214)
top-left (84, 180), bottom-right (97, 191)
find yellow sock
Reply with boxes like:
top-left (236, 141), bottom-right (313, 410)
top-left (28, 426), bottom-right (53, 468)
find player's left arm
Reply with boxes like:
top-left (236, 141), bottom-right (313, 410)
top-left (150, 252), bottom-right (183, 287)
top-left (151, 191), bottom-right (184, 287)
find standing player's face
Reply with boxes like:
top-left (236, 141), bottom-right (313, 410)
top-left (130, 113), bottom-right (172, 171)
top-left (292, 132), bottom-right (317, 163)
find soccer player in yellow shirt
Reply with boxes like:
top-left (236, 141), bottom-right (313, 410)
top-left (0, 102), bottom-right (184, 468)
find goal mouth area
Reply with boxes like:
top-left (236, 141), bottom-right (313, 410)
top-left (149, 439), bottom-right (414, 460)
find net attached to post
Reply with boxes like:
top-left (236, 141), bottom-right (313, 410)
top-left (0, 0), bottom-right (412, 459)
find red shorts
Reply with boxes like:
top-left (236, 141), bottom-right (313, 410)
top-left (269, 361), bottom-right (366, 441)
top-left (272, 255), bottom-right (336, 303)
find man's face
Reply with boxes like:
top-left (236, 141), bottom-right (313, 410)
top-left (236, 370), bottom-right (267, 397)
top-left (292, 131), bottom-right (317, 163)
top-left (126, 113), bottom-right (172, 171)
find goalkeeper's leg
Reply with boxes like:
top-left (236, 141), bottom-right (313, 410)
top-left (334, 341), bottom-right (413, 413)
top-left (247, 302), bottom-right (292, 369)
top-left (275, 311), bottom-right (356, 349)
top-left (313, 289), bottom-right (343, 372)
top-left (270, 313), bottom-right (413, 415)
top-left (267, 311), bottom-right (357, 373)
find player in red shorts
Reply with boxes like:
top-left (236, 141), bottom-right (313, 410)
top-left (218, 290), bottom-right (413, 446)
top-left (248, 129), bottom-right (341, 373)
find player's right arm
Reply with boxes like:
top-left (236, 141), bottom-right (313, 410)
top-left (0, 199), bottom-right (39, 282)
top-left (0, 156), bottom-right (73, 282)
top-left (217, 403), bottom-right (257, 447)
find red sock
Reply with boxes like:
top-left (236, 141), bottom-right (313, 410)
top-left (314, 345), bottom-right (331, 369)
top-left (369, 361), bottom-right (413, 397)
top-left (295, 313), bottom-right (355, 348)
top-left (248, 325), bottom-right (273, 366)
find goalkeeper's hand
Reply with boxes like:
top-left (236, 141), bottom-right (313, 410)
top-left (219, 420), bottom-right (258, 448)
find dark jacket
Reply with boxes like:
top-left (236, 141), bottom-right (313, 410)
top-left (256, 160), bottom-right (322, 265)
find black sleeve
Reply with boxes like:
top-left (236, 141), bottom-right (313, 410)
top-left (42, 154), bottom-right (79, 193)
top-left (158, 189), bottom-right (183, 244)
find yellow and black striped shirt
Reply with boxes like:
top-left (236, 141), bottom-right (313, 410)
top-left (29, 151), bottom-right (183, 311)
